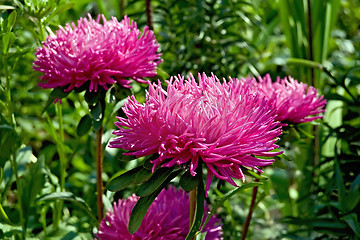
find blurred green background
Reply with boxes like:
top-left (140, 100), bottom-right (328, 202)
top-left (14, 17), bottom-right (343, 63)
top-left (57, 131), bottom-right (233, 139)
top-left (0, 0), bottom-right (359, 239)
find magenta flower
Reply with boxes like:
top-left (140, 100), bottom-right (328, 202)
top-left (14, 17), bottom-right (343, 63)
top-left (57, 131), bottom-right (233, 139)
top-left (96, 186), bottom-right (223, 240)
top-left (34, 14), bottom-right (162, 92)
top-left (244, 74), bottom-right (326, 124)
top-left (110, 73), bottom-right (282, 193)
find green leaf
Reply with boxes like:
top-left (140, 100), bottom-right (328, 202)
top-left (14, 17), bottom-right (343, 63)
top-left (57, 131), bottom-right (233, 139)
top-left (0, 125), bottom-right (21, 168)
top-left (135, 167), bottom-right (175, 197)
top-left (128, 188), bottom-right (162, 234)
top-left (106, 166), bottom-right (144, 192)
top-left (342, 213), bottom-right (360, 237)
top-left (286, 58), bottom-right (323, 70)
top-left (199, 182), bottom-right (262, 233)
top-left (36, 191), bottom-right (97, 224)
top-left (0, 5), bottom-right (16, 10)
top-left (6, 10), bottom-right (17, 32)
top-left (50, 87), bottom-right (70, 99)
top-left (76, 114), bottom-right (92, 137)
top-left (21, 159), bottom-right (46, 227)
top-left (283, 218), bottom-right (347, 229)
top-left (90, 102), bottom-right (103, 131)
top-left (0, 202), bottom-right (11, 225)
top-left (243, 168), bottom-right (268, 180)
top-left (335, 159), bottom-right (346, 211)
top-left (2, 32), bottom-right (15, 54)
top-left (84, 90), bottom-right (99, 106)
top-left (128, 169), bottom-right (181, 234)
top-left (133, 167), bottom-right (154, 185)
top-left (186, 170), bottom-right (205, 240)
top-left (273, 157), bottom-right (288, 169)
top-left (180, 170), bottom-right (200, 191)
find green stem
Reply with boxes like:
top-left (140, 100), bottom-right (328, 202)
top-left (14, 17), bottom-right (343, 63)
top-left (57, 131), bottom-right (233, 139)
top-left (56, 104), bottom-right (66, 191)
top-left (189, 188), bottom-right (197, 240)
top-left (38, 18), bottom-right (46, 42)
top-left (3, 47), bottom-right (22, 236)
top-left (10, 153), bottom-right (23, 221)
top-left (241, 179), bottom-right (260, 240)
top-left (96, 126), bottom-right (104, 221)
top-left (53, 104), bottom-right (66, 229)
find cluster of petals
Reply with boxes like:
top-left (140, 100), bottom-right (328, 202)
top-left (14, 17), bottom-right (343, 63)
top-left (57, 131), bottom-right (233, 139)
top-left (96, 186), bottom-right (223, 240)
top-left (34, 14), bottom-right (162, 92)
top-left (243, 74), bottom-right (326, 124)
top-left (110, 73), bottom-right (282, 193)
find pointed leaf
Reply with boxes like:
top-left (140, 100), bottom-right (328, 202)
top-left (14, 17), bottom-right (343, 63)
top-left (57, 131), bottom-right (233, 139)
top-left (77, 114), bottom-right (92, 137)
top-left (2, 32), bottom-right (15, 54)
top-left (0, 125), bottom-right (21, 168)
top-left (128, 169), bottom-right (181, 234)
top-left (200, 182), bottom-right (262, 232)
top-left (36, 191), bottom-right (97, 223)
top-left (273, 157), bottom-right (288, 169)
top-left (180, 170), bottom-right (200, 191)
top-left (106, 166), bottom-right (143, 192)
top-left (342, 213), bottom-right (360, 237)
top-left (128, 188), bottom-right (162, 234)
top-left (6, 10), bottom-right (17, 32)
top-left (135, 167), bottom-right (175, 197)
top-left (134, 167), bottom-right (153, 185)
top-left (50, 87), bottom-right (70, 99)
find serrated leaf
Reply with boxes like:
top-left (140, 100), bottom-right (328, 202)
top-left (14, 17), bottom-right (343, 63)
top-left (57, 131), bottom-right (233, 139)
top-left (135, 167), bottom-right (175, 197)
top-left (77, 114), bottom-right (92, 137)
top-left (106, 166), bottom-right (143, 192)
top-left (180, 170), bottom-right (200, 191)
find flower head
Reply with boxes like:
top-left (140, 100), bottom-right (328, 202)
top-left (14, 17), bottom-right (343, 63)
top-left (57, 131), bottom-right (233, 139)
top-left (110, 73), bottom-right (282, 193)
top-left (96, 186), bottom-right (223, 240)
top-left (244, 74), bottom-right (326, 124)
top-left (34, 14), bottom-right (162, 92)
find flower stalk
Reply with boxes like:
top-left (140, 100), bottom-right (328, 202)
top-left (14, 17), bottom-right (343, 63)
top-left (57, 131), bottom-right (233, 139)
top-left (189, 188), bottom-right (197, 239)
top-left (96, 126), bottom-right (104, 221)
top-left (241, 179), bottom-right (260, 240)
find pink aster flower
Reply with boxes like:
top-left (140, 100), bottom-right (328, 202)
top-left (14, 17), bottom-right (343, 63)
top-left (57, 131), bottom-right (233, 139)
top-left (96, 186), bottom-right (223, 240)
top-left (244, 74), bottom-right (326, 124)
top-left (109, 73), bottom-right (282, 193)
top-left (34, 14), bottom-right (162, 92)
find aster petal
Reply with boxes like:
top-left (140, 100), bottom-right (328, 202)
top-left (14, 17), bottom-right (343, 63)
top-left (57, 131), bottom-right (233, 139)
top-left (34, 14), bottom-right (162, 92)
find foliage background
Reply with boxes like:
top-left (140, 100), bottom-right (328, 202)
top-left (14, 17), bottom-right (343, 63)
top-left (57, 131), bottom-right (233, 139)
top-left (0, 0), bottom-right (359, 239)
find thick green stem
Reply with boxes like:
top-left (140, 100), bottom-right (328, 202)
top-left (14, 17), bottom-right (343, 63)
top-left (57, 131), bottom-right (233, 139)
top-left (96, 126), bottom-right (104, 221)
top-left (189, 188), bottom-right (197, 240)
top-left (241, 179), bottom-right (260, 240)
